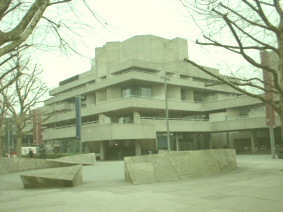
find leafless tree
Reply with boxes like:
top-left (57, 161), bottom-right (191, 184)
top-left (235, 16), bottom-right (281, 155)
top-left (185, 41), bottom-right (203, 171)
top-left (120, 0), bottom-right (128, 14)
top-left (0, 90), bottom-right (9, 156)
top-left (0, 0), bottom-right (107, 92)
top-left (181, 0), bottom-right (283, 140)
top-left (0, 54), bottom-right (52, 157)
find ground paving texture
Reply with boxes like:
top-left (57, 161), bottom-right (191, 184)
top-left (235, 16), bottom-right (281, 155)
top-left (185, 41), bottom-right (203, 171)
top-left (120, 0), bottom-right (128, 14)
top-left (0, 154), bottom-right (283, 212)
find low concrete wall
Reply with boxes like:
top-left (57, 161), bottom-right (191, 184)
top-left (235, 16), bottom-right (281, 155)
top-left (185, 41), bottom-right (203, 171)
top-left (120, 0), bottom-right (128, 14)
top-left (20, 165), bottom-right (83, 188)
top-left (0, 158), bottom-right (71, 175)
top-left (48, 153), bottom-right (96, 165)
top-left (124, 149), bottom-right (237, 185)
top-left (0, 153), bottom-right (96, 175)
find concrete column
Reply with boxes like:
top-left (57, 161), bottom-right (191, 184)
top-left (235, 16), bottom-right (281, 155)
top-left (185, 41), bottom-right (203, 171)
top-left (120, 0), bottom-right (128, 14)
top-left (135, 140), bottom-right (141, 156)
top-left (208, 133), bottom-right (212, 149)
top-left (133, 111), bottom-right (140, 124)
top-left (176, 133), bottom-right (179, 151)
top-left (100, 141), bottom-right (105, 160)
top-left (250, 131), bottom-right (258, 154)
top-left (99, 114), bottom-right (111, 125)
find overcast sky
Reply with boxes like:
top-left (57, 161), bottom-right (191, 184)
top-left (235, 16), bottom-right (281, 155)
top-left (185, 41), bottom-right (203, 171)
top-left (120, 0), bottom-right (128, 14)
top-left (37, 0), bottom-right (237, 89)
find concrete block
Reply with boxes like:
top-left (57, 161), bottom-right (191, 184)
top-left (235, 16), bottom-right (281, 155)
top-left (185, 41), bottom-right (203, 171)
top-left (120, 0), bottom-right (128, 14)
top-left (126, 163), bottom-right (158, 185)
top-left (124, 149), bottom-right (237, 185)
top-left (20, 165), bottom-right (82, 188)
top-left (0, 154), bottom-right (96, 176)
top-left (152, 154), bottom-right (180, 182)
top-left (48, 153), bottom-right (96, 165)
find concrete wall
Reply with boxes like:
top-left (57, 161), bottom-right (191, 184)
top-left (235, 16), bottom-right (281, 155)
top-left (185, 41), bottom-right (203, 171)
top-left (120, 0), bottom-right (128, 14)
top-left (94, 35), bottom-right (189, 78)
top-left (227, 108), bottom-right (238, 119)
top-left (168, 85), bottom-right (181, 100)
top-left (209, 112), bottom-right (226, 121)
top-left (107, 85), bottom-right (121, 100)
top-left (96, 89), bottom-right (107, 103)
top-left (0, 158), bottom-right (71, 175)
top-left (152, 84), bottom-right (164, 99)
top-left (184, 89), bottom-right (194, 102)
top-left (86, 92), bottom-right (96, 106)
top-left (124, 149), bottom-right (237, 184)
top-left (0, 153), bottom-right (96, 175)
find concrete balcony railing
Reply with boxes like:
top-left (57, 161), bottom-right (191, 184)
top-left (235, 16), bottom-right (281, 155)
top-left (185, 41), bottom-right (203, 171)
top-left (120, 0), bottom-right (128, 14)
top-left (140, 117), bottom-right (213, 132)
top-left (42, 96), bottom-right (204, 125)
top-left (41, 113), bottom-right (280, 141)
top-left (42, 122), bottom-right (156, 142)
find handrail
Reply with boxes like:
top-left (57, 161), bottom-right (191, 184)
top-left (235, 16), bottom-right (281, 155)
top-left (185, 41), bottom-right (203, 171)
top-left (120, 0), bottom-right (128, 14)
top-left (140, 114), bottom-right (267, 122)
top-left (44, 121), bottom-right (98, 131)
top-left (140, 117), bottom-right (209, 121)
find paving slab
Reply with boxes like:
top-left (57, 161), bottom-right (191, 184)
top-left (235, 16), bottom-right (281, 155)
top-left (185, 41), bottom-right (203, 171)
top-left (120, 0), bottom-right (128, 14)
top-left (0, 155), bottom-right (283, 212)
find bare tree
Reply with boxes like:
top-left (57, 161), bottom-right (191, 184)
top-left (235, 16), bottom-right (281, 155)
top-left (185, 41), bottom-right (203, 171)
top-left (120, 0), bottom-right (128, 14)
top-left (0, 0), bottom-right (107, 92)
top-left (181, 1), bottom-right (283, 139)
top-left (0, 91), bottom-right (9, 156)
top-left (0, 54), bottom-right (51, 157)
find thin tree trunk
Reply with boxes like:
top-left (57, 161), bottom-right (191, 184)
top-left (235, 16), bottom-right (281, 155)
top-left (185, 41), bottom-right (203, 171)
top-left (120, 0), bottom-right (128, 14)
top-left (0, 137), bottom-right (2, 157)
top-left (16, 136), bottom-right (22, 158)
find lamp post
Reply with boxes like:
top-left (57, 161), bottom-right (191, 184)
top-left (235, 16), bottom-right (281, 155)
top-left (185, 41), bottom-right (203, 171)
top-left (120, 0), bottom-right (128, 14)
top-left (161, 76), bottom-right (170, 151)
top-left (75, 96), bottom-right (82, 153)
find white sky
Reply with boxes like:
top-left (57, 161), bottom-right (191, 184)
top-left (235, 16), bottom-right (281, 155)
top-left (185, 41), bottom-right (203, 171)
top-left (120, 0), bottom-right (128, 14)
top-left (37, 0), bottom-right (239, 89)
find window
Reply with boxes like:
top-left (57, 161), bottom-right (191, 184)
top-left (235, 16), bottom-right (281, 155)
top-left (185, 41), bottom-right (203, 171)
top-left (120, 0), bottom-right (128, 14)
top-left (181, 89), bottom-right (185, 101)
top-left (122, 87), bottom-right (131, 98)
top-left (122, 85), bottom-right (152, 98)
top-left (141, 86), bottom-right (151, 97)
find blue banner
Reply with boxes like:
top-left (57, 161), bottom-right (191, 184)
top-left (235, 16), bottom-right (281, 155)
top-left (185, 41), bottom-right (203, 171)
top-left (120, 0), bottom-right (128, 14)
top-left (75, 97), bottom-right (81, 140)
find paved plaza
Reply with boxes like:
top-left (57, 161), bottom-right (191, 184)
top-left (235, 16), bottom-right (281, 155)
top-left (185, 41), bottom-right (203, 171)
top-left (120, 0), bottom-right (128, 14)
top-left (0, 155), bottom-right (283, 212)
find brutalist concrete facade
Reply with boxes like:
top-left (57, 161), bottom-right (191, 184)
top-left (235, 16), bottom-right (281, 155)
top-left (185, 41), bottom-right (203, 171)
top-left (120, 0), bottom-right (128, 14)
top-left (39, 35), bottom-right (281, 159)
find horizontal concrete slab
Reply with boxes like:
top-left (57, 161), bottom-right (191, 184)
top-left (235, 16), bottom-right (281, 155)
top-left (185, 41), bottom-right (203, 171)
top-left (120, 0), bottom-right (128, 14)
top-left (20, 165), bottom-right (82, 188)
top-left (48, 153), bottom-right (96, 165)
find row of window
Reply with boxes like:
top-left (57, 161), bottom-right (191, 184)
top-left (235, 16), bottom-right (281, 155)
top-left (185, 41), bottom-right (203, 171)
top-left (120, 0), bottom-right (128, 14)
top-left (122, 85), bottom-right (152, 98)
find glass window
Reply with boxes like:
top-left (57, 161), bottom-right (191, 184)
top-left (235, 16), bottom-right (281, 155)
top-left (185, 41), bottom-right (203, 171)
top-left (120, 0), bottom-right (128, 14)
top-left (122, 86), bottom-right (131, 98)
top-left (181, 89), bottom-right (185, 101)
top-left (141, 86), bottom-right (152, 98)
top-left (132, 85), bottom-right (139, 96)
top-left (122, 85), bottom-right (152, 98)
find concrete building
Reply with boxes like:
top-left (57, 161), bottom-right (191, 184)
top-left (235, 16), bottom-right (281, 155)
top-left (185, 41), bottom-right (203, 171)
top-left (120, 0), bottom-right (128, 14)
top-left (39, 35), bottom-right (281, 159)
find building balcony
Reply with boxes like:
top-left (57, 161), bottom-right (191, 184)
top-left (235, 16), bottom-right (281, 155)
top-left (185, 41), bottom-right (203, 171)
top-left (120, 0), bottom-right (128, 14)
top-left (42, 122), bottom-right (156, 142)
top-left (42, 96), bottom-right (204, 125)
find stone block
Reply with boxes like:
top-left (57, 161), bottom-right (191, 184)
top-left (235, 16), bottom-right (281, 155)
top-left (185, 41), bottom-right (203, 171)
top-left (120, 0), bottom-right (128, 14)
top-left (124, 149), bottom-right (237, 185)
top-left (126, 163), bottom-right (158, 184)
top-left (152, 154), bottom-right (180, 182)
top-left (20, 165), bottom-right (82, 188)
top-left (48, 153), bottom-right (96, 165)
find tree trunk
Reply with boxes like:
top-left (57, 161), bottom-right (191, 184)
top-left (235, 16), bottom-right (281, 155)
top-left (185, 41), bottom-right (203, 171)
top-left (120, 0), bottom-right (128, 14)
top-left (16, 136), bottom-right (22, 158)
top-left (280, 114), bottom-right (283, 145)
top-left (278, 35), bottom-right (283, 144)
top-left (0, 137), bottom-right (2, 157)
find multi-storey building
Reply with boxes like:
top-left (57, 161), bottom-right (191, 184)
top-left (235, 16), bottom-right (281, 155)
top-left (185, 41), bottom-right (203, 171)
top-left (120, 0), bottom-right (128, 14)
top-left (40, 35), bottom-right (281, 159)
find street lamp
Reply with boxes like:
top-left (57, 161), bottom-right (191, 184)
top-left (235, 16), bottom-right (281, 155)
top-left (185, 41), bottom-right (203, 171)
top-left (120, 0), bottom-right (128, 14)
top-left (161, 76), bottom-right (170, 151)
top-left (75, 96), bottom-right (84, 153)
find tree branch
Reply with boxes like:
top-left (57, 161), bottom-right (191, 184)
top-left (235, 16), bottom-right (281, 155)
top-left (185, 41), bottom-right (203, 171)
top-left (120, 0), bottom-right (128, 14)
top-left (184, 58), bottom-right (281, 115)
top-left (1, 2), bottom-right (22, 21)
top-left (0, 1), bottom-right (49, 57)
top-left (48, 0), bottom-right (72, 6)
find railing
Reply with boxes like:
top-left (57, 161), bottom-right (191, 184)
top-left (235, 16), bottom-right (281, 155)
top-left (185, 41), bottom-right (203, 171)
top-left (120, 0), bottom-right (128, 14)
top-left (43, 113), bottom-right (273, 132)
top-left (44, 121), bottom-right (98, 131)
top-left (140, 114), bottom-right (268, 122)
top-left (50, 95), bottom-right (200, 116)
top-left (47, 67), bottom-right (252, 104)
top-left (140, 117), bottom-right (209, 121)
